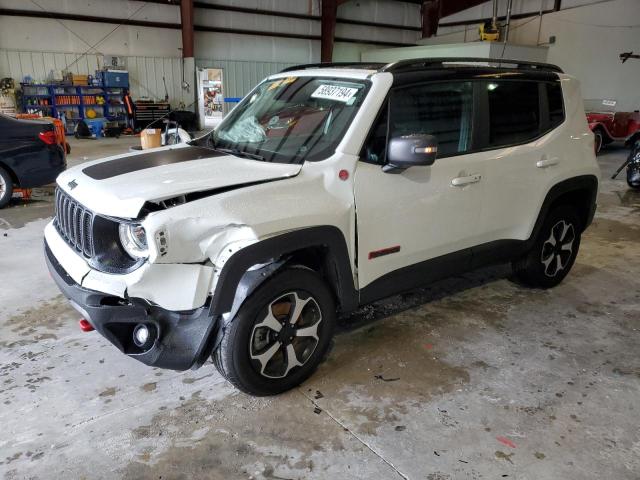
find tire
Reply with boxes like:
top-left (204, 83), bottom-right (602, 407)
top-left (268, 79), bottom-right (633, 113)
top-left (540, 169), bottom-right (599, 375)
top-left (512, 205), bottom-right (582, 288)
top-left (0, 167), bottom-right (13, 209)
top-left (213, 267), bottom-right (336, 396)
top-left (594, 130), bottom-right (603, 155)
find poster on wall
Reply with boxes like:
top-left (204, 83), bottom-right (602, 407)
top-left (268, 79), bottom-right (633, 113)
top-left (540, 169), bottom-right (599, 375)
top-left (200, 68), bottom-right (224, 128)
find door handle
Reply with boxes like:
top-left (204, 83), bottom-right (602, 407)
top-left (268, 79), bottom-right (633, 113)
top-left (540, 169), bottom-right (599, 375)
top-left (536, 157), bottom-right (560, 168)
top-left (451, 174), bottom-right (482, 187)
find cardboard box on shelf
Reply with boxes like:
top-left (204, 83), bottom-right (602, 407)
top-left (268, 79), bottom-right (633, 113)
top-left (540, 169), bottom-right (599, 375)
top-left (140, 129), bottom-right (161, 149)
top-left (71, 74), bottom-right (89, 86)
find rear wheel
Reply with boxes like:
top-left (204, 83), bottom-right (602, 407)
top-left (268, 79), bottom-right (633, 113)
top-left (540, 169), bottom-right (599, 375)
top-left (512, 206), bottom-right (582, 288)
top-left (0, 167), bottom-right (13, 209)
top-left (594, 130), bottom-right (603, 155)
top-left (213, 267), bottom-right (335, 396)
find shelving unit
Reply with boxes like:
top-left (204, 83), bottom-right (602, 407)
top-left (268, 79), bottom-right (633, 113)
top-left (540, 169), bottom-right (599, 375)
top-left (21, 83), bottom-right (128, 134)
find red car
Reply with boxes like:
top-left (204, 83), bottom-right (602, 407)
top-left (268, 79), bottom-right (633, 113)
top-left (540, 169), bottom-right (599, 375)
top-left (585, 99), bottom-right (640, 154)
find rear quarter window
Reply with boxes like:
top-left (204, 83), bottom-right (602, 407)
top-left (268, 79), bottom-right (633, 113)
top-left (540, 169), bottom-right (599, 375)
top-left (487, 81), bottom-right (540, 147)
top-left (547, 82), bottom-right (565, 128)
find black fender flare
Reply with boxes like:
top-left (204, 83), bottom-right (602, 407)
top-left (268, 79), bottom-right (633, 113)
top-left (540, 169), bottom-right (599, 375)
top-left (208, 225), bottom-right (359, 317)
top-left (526, 175), bottom-right (598, 250)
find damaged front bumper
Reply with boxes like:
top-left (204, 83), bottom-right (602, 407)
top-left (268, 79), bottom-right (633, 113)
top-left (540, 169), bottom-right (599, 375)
top-left (45, 242), bottom-right (219, 370)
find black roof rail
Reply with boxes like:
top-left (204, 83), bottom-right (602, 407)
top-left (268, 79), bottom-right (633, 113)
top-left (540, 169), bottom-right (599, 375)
top-left (279, 57), bottom-right (563, 75)
top-left (280, 62), bottom-right (386, 73)
top-left (380, 57), bottom-right (563, 73)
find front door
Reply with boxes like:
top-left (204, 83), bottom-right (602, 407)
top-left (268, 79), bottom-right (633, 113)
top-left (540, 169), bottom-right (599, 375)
top-left (354, 81), bottom-right (484, 297)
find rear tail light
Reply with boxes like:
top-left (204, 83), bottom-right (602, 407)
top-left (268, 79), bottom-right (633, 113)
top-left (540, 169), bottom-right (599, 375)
top-left (38, 130), bottom-right (57, 145)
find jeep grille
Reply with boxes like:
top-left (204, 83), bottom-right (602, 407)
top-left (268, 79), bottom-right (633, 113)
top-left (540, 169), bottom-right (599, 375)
top-left (54, 187), bottom-right (94, 258)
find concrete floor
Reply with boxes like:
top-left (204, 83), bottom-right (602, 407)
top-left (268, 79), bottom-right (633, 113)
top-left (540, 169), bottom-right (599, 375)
top-left (1, 139), bottom-right (638, 479)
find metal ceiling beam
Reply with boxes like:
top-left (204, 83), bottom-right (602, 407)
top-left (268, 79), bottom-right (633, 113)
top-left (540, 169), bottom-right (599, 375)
top-left (141, 0), bottom-right (422, 33)
top-left (0, 8), bottom-right (415, 48)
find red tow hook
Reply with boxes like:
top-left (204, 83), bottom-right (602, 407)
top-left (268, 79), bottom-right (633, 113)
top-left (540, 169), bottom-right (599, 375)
top-left (79, 319), bottom-right (95, 332)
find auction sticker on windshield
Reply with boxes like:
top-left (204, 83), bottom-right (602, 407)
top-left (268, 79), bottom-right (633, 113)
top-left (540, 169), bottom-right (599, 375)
top-left (311, 84), bottom-right (359, 103)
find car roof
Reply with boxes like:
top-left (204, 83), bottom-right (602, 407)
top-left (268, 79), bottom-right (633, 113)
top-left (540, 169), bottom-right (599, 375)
top-left (272, 58), bottom-right (564, 88)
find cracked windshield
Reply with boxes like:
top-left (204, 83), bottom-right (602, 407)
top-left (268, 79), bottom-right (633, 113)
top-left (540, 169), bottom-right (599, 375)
top-left (209, 76), bottom-right (370, 163)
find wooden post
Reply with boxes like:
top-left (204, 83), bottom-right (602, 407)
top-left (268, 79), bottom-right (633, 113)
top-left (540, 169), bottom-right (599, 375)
top-left (421, 0), bottom-right (441, 39)
top-left (321, 0), bottom-right (338, 62)
top-left (180, 0), bottom-right (194, 58)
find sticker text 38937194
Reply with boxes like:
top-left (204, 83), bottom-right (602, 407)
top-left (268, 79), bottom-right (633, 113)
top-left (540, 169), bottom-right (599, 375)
top-left (311, 84), bottom-right (359, 103)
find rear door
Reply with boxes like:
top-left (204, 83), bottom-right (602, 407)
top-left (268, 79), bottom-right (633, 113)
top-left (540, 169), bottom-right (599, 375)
top-left (354, 81), bottom-right (485, 295)
top-left (472, 79), bottom-right (567, 251)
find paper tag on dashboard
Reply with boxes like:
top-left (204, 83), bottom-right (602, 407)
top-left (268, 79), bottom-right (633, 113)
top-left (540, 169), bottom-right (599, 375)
top-left (311, 84), bottom-right (358, 103)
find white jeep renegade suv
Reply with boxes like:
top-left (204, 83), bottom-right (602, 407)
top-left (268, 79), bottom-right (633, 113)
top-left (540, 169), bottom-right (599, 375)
top-left (45, 58), bottom-right (599, 395)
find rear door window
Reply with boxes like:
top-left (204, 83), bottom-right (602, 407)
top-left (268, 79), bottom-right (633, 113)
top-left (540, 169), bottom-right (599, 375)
top-left (487, 81), bottom-right (540, 147)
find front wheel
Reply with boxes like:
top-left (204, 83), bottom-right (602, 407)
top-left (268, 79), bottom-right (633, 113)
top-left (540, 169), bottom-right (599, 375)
top-left (0, 167), bottom-right (13, 209)
top-left (512, 206), bottom-right (582, 288)
top-left (213, 267), bottom-right (335, 396)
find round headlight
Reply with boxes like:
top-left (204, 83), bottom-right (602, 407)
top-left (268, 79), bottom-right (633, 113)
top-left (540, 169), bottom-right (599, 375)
top-left (119, 223), bottom-right (149, 259)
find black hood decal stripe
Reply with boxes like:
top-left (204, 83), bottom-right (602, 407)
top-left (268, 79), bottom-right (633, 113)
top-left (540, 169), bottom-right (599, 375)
top-left (83, 146), bottom-right (224, 180)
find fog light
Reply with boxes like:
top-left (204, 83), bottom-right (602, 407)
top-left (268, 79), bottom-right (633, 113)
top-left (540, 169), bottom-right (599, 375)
top-left (133, 324), bottom-right (156, 350)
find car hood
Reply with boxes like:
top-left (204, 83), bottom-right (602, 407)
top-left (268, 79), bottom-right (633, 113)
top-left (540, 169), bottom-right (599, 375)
top-left (57, 144), bottom-right (302, 218)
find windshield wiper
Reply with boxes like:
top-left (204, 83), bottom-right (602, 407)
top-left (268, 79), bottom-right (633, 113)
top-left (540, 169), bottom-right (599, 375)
top-left (215, 147), bottom-right (266, 162)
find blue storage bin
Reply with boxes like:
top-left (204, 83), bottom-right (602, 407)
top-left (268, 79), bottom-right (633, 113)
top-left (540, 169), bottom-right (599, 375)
top-left (84, 118), bottom-right (105, 138)
top-left (97, 70), bottom-right (129, 88)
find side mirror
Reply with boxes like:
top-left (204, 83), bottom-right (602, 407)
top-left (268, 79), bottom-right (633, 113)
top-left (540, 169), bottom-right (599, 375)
top-left (384, 134), bottom-right (438, 173)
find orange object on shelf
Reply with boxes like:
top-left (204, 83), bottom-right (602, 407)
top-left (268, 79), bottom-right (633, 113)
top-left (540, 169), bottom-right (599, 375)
top-left (16, 113), bottom-right (40, 120)
top-left (71, 74), bottom-right (89, 86)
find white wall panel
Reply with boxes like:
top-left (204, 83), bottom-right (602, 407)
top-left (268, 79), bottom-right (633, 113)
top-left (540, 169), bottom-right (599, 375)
top-left (194, 31), bottom-right (316, 64)
top-left (196, 0), bottom-right (317, 16)
top-left (509, 0), bottom-right (640, 110)
top-left (0, 0), bottom-right (179, 23)
top-left (339, 0), bottom-right (420, 27)
top-left (0, 48), bottom-right (296, 108)
top-left (426, 0), bottom-right (640, 110)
